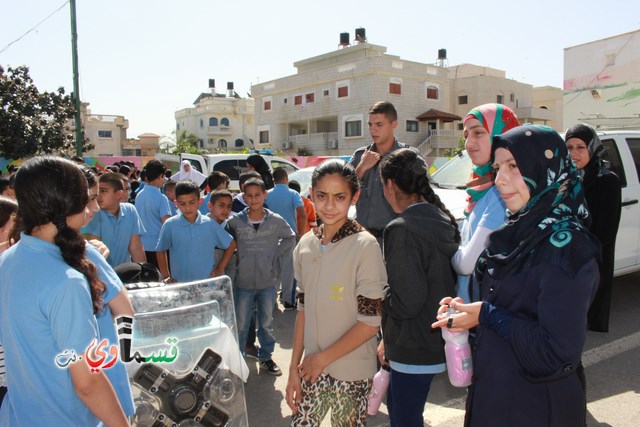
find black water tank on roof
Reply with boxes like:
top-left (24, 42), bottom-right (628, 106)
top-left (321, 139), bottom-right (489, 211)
top-left (340, 32), bottom-right (350, 46)
top-left (355, 27), bottom-right (366, 41)
top-left (438, 49), bottom-right (447, 60)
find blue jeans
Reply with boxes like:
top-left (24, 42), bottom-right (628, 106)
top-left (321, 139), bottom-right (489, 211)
top-left (387, 368), bottom-right (435, 427)
top-left (235, 287), bottom-right (277, 361)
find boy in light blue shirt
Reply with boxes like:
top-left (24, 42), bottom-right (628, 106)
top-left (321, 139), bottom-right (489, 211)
top-left (163, 180), bottom-right (178, 217)
top-left (199, 171), bottom-right (230, 215)
top-left (266, 167), bottom-right (307, 236)
top-left (82, 172), bottom-right (146, 267)
top-left (136, 160), bottom-right (173, 268)
top-left (156, 180), bottom-right (236, 283)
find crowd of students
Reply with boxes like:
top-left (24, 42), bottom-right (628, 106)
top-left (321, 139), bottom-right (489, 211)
top-left (0, 99), bottom-right (621, 426)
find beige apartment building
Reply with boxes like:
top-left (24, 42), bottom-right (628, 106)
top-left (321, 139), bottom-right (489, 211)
top-left (449, 64), bottom-right (557, 130)
top-left (252, 40), bottom-right (561, 156)
top-left (122, 133), bottom-right (161, 157)
top-left (175, 82), bottom-right (255, 152)
top-left (78, 103), bottom-right (160, 157)
top-left (563, 29), bottom-right (640, 130)
top-left (81, 103), bottom-right (130, 157)
top-left (532, 86), bottom-right (563, 131)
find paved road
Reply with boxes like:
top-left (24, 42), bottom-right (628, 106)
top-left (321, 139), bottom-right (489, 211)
top-left (242, 272), bottom-right (640, 426)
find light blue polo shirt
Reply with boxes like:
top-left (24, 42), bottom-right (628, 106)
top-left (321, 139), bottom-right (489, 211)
top-left (82, 203), bottom-right (145, 267)
top-left (156, 211), bottom-right (233, 282)
top-left (0, 233), bottom-right (99, 426)
top-left (457, 186), bottom-right (507, 303)
top-left (267, 183), bottom-right (303, 232)
top-left (199, 192), bottom-right (212, 215)
top-left (86, 244), bottom-right (135, 416)
top-left (136, 185), bottom-right (173, 251)
top-left (464, 185), bottom-right (507, 235)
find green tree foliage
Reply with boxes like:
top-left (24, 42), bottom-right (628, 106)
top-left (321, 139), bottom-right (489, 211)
top-left (443, 136), bottom-right (466, 157)
top-left (0, 65), bottom-right (92, 159)
top-left (173, 129), bottom-right (202, 154)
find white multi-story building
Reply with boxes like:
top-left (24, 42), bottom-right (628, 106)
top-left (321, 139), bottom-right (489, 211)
top-left (252, 36), bottom-right (561, 156)
top-left (175, 82), bottom-right (255, 152)
top-left (563, 29), bottom-right (640, 130)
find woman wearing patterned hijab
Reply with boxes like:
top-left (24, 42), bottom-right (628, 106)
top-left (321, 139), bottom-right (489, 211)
top-left (565, 124), bottom-right (621, 332)
top-left (433, 126), bottom-right (600, 427)
top-left (452, 103), bottom-right (519, 303)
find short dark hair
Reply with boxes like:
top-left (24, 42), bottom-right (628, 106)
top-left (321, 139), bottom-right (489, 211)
top-left (163, 180), bottom-right (177, 191)
top-left (175, 180), bottom-right (200, 198)
top-left (119, 164), bottom-right (131, 176)
top-left (368, 101), bottom-right (397, 123)
top-left (272, 167), bottom-right (288, 182)
top-left (210, 189), bottom-right (233, 204)
top-left (207, 171), bottom-right (230, 189)
top-left (144, 160), bottom-right (166, 181)
top-left (239, 170), bottom-right (261, 188)
top-left (243, 178), bottom-right (266, 192)
top-left (288, 180), bottom-right (301, 193)
top-left (99, 173), bottom-right (125, 191)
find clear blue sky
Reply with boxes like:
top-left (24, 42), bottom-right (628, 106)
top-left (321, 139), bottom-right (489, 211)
top-left (1, 0), bottom-right (638, 138)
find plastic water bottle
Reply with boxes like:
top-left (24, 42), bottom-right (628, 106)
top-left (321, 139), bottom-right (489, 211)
top-left (442, 309), bottom-right (473, 387)
top-left (367, 365), bottom-right (390, 416)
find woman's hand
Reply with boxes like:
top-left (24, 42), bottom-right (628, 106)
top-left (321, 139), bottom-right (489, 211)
top-left (435, 296), bottom-right (464, 317)
top-left (432, 299), bottom-right (482, 332)
top-left (297, 352), bottom-right (327, 384)
top-left (376, 340), bottom-right (388, 367)
top-left (285, 367), bottom-right (303, 413)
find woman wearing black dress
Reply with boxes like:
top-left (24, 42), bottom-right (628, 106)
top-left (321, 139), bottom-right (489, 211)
top-left (565, 124), bottom-right (622, 332)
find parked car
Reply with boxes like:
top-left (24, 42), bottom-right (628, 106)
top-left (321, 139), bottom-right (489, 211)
top-left (156, 153), bottom-right (299, 191)
top-left (430, 130), bottom-right (640, 277)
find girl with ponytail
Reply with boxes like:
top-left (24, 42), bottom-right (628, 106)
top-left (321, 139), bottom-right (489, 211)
top-left (377, 148), bottom-right (460, 426)
top-left (0, 157), bottom-right (129, 426)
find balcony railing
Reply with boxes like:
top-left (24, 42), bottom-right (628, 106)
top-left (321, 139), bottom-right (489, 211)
top-left (207, 126), bottom-right (232, 135)
top-left (417, 133), bottom-right (460, 156)
top-left (287, 132), bottom-right (338, 144)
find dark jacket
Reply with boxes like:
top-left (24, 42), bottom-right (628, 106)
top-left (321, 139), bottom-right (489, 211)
top-left (466, 259), bottom-right (599, 427)
top-left (349, 139), bottom-right (412, 231)
top-left (583, 166), bottom-right (621, 331)
top-left (382, 202), bottom-right (458, 365)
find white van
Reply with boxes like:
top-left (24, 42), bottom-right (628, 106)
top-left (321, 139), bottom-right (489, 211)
top-left (430, 130), bottom-right (640, 277)
top-left (156, 153), bottom-right (300, 191)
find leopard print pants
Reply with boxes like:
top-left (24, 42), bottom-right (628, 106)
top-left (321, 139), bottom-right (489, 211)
top-left (291, 373), bottom-right (372, 427)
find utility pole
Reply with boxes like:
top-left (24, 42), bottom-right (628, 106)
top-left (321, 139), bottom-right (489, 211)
top-left (70, 0), bottom-right (83, 155)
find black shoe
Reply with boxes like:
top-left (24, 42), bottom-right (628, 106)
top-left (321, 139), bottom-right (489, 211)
top-left (283, 301), bottom-right (296, 311)
top-left (259, 359), bottom-right (282, 376)
top-left (244, 345), bottom-right (260, 360)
